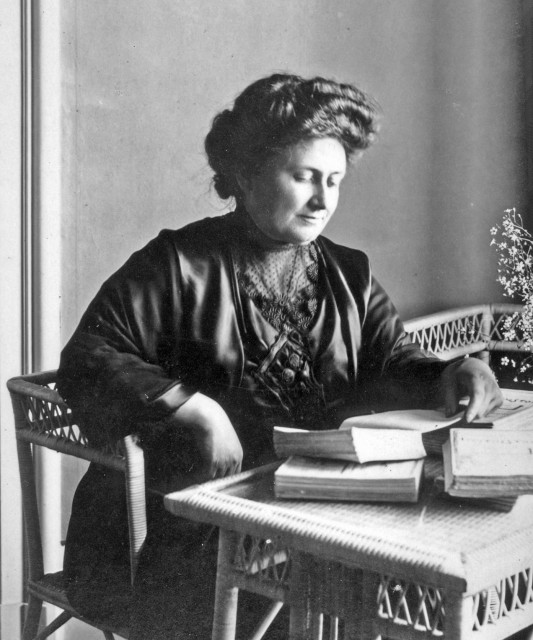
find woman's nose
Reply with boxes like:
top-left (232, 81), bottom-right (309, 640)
top-left (310, 184), bottom-right (327, 210)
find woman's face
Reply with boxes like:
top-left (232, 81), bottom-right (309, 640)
top-left (239, 137), bottom-right (347, 245)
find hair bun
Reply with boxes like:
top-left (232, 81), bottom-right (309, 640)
top-left (205, 73), bottom-right (379, 202)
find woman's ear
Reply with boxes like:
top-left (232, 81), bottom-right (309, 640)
top-left (236, 172), bottom-right (252, 199)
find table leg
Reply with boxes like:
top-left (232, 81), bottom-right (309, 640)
top-left (288, 552), bottom-right (325, 640)
top-left (289, 605), bottom-right (310, 640)
top-left (354, 572), bottom-right (381, 640)
top-left (444, 590), bottom-right (471, 640)
top-left (288, 607), bottom-right (323, 639)
top-left (212, 529), bottom-right (240, 640)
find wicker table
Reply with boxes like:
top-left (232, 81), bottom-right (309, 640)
top-left (164, 462), bottom-right (533, 640)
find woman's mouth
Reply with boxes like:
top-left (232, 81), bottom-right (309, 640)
top-left (300, 213), bottom-right (326, 223)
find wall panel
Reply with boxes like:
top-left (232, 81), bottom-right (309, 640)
top-left (60, 0), bottom-right (527, 332)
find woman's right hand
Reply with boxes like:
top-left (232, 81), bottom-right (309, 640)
top-left (172, 392), bottom-right (243, 481)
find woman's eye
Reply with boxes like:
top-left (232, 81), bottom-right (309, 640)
top-left (328, 176), bottom-right (344, 188)
top-left (294, 173), bottom-right (313, 182)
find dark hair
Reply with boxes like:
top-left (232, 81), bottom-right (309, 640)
top-left (204, 73), bottom-right (380, 201)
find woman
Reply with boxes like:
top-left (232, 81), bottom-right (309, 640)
top-left (57, 73), bottom-right (502, 639)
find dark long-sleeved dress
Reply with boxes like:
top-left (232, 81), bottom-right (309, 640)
top-left (57, 210), bottom-right (448, 638)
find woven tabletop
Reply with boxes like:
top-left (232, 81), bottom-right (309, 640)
top-left (164, 461), bottom-right (533, 595)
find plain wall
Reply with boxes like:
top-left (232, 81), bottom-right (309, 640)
top-left (60, 0), bottom-right (527, 339)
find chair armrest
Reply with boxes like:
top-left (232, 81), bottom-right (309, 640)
top-left (121, 434), bottom-right (147, 582)
top-left (8, 370), bottom-right (148, 586)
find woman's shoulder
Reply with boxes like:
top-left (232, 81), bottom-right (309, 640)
top-left (318, 234), bottom-right (370, 270)
top-left (156, 213), bottom-right (236, 254)
top-left (104, 215), bottom-right (233, 285)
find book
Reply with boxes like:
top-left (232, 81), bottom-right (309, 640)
top-left (274, 455), bottom-right (424, 503)
top-left (443, 428), bottom-right (533, 498)
top-left (273, 425), bottom-right (426, 463)
top-left (432, 475), bottom-right (518, 512)
top-left (467, 388), bottom-right (533, 430)
top-left (339, 389), bottom-right (533, 456)
top-left (338, 409), bottom-right (459, 456)
top-left (340, 390), bottom-right (533, 431)
top-left (425, 459), bottom-right (518, 511)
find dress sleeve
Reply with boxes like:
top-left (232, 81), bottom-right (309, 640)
top-left (358, 275), bottom-right (450, 409)
top-left (57, 232), bottom-right (195, 445)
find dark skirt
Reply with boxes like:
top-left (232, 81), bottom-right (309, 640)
top-left (130, 512), bottom-right (289, 640)
top-left (65, 470), bottom-right (288, 639)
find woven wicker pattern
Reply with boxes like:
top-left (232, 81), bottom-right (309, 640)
top-left (166, 464), bottom-right (533, 593)
top-left (472, 569), bottom-right (533, 631)
top-left (29, 572), bottom-right (70, 600)
top-left (11, 372), bottom-right (124, 463)
top-left (405, 307), bottom-right (486, 356)
top-left (22, 393), bottom-right (84, 442)
top-left (404, 303), bottom-right (530, 361)
top-left (234, 534), bottom-right (291, 586)
top-left (375, 566), bottom-right (533, 636)
top-left (377, 576), bottom-right (445, 635)
top-left (7, 370), bottom-right (147, 640)
top-left (490, 309), bottom-right (523, 343)
top-left (166, 464), bottom-right (533, 639)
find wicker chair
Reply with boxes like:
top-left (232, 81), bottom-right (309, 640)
top-left (7, 370), bottom-right (147, 640)
top-left (404, 302), bottom-right (528, 363)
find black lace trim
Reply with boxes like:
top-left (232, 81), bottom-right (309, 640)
top-left (236, 242), bottom-right (320, 333)
top-left (251, 329), bottom-right (327, 427)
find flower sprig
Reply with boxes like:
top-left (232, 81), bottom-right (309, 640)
top-left (491, 209), bottom-right (533, 383)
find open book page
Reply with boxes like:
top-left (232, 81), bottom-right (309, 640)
top-left (475, 389), bottom-right (533, 429)
top-left (339, 409), bottom-right (460, 433)
top-left (339, 388), bottom-right (533, 434)
top-left (495, 388), bottom-right (533, 405)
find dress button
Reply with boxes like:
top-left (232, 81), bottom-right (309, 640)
top-left (288, 354), bottom-right (300, 369)
top-left (281, 368), bottom-right (295, 384)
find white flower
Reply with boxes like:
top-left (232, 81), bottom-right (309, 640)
top-left (492, 208), bottom-right (533, 383)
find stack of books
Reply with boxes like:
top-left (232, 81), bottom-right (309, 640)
top-left (441, 390), bottom-right (533, 506)
top-left (273, 389), bottom-right (533, 505)
top-left (273, 425), bottom-right (426, 503)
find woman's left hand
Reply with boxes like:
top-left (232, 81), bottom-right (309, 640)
top-left (439, 358), bottom-right (504, 422)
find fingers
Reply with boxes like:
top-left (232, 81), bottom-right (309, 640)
top-left (173, 392), bottom-right (243, 481)
top-left (463, 389), bottom-right (488, 423)
top-left (486, 390), bottom-right (504, 414)
top-left (200, 450), bottom-right (243, 480)
top-left (443, 382), bottom-right (461, 417)
top-left (440, 358), bottom-right (504, 423)
top-left (204, 452), bottom-right (242, 480)
top-left (214, 459), bottom-right (242, 479)
top-left (441, 360), bottom-right (464, 416)
top-left (462, 373), bottom-right (503, 423)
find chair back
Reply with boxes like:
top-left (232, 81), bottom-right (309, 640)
top-left (404, 303), bottom-right (526, 362)
top-left (7, 370), bottom-right (147, 586)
